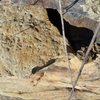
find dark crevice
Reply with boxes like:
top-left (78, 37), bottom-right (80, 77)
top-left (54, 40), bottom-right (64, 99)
top-left (46, 8), bottom-right (94, 54)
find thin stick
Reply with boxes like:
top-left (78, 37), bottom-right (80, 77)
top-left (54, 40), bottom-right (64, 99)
top-left (63, 0), bottom-right (79, 15)
top-left (58, 0), bottom-right (76, 100)
top-left (32, 0), bottom-right (39, 5)
top-left (68, 23), bottom-right (100, 100)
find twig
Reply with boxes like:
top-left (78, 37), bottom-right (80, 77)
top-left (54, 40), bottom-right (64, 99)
top-left (68, 23), bottom-right (100, 100)
top-left (63, 0), bottom-right (79, 15)
top-left (58, 0), bottom-right (76, 100)
top-left (32, 0), bottom-right (39, 5)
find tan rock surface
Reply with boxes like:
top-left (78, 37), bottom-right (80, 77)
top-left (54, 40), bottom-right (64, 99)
top-left (0, 4), bottom-right (70, 78)
top-left (81, 0), bottom-right (100, 22)
top-left (0, 3), bottom-right (100, 100)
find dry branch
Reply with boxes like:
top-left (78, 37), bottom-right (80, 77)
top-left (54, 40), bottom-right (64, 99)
top-left (68, 23), bottom-right (100, 100)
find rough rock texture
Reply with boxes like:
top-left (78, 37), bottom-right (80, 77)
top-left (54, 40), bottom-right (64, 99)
top-left (0, 94), bottom-right (24, 100)
top-left (0, 4), bottom-right (69, 78)
top-left (82, 0), bottom-right (100, 22)
top-left (0, 2), bottom-right (100, 100)
top-left (4, 0), bottom-right (99, 60)
top-left (81, 0), bottom-right (100, 45)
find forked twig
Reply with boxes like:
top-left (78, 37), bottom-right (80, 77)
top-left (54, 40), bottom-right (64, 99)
top-left (58, 0), bottom-right (76, 100)
top-left (68, 23), bottom-right (100, 100)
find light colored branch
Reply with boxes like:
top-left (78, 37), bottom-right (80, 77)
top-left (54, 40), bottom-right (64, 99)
top-left (68, 23), bottom-right (100, 100)
top-left (58, 0), bottom-right (76, 100)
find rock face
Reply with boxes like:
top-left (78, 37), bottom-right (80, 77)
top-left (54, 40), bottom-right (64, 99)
top-left (0, 2), bottom-right (100, 100)
top-left (82, 0), bottom-right (100, 22)
top-left (0, 94), bottom-right (24, 100)
top-left (0, 4), bottom-right (67, 78)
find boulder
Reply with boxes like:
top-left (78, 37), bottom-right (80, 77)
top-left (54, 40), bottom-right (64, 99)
top-left (0, 4), bottom-right (71, 78)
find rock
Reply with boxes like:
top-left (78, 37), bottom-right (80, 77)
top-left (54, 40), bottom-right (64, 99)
top-left (82, 0), bottom-right (100, 22)
top-left (59, 0), bottom-right (100, 61)
top-left (0, 4), bottom-right (71, 78)
top-left (0, 94), bottom-right (24, 100)
top-left (11, 0), bottom-right (99, 61)
top-left (0, 2), bottom-right (100, 100)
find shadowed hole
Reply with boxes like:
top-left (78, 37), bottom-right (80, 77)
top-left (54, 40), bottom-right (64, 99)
top-left (46, 8), bottom-right (94, 53)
